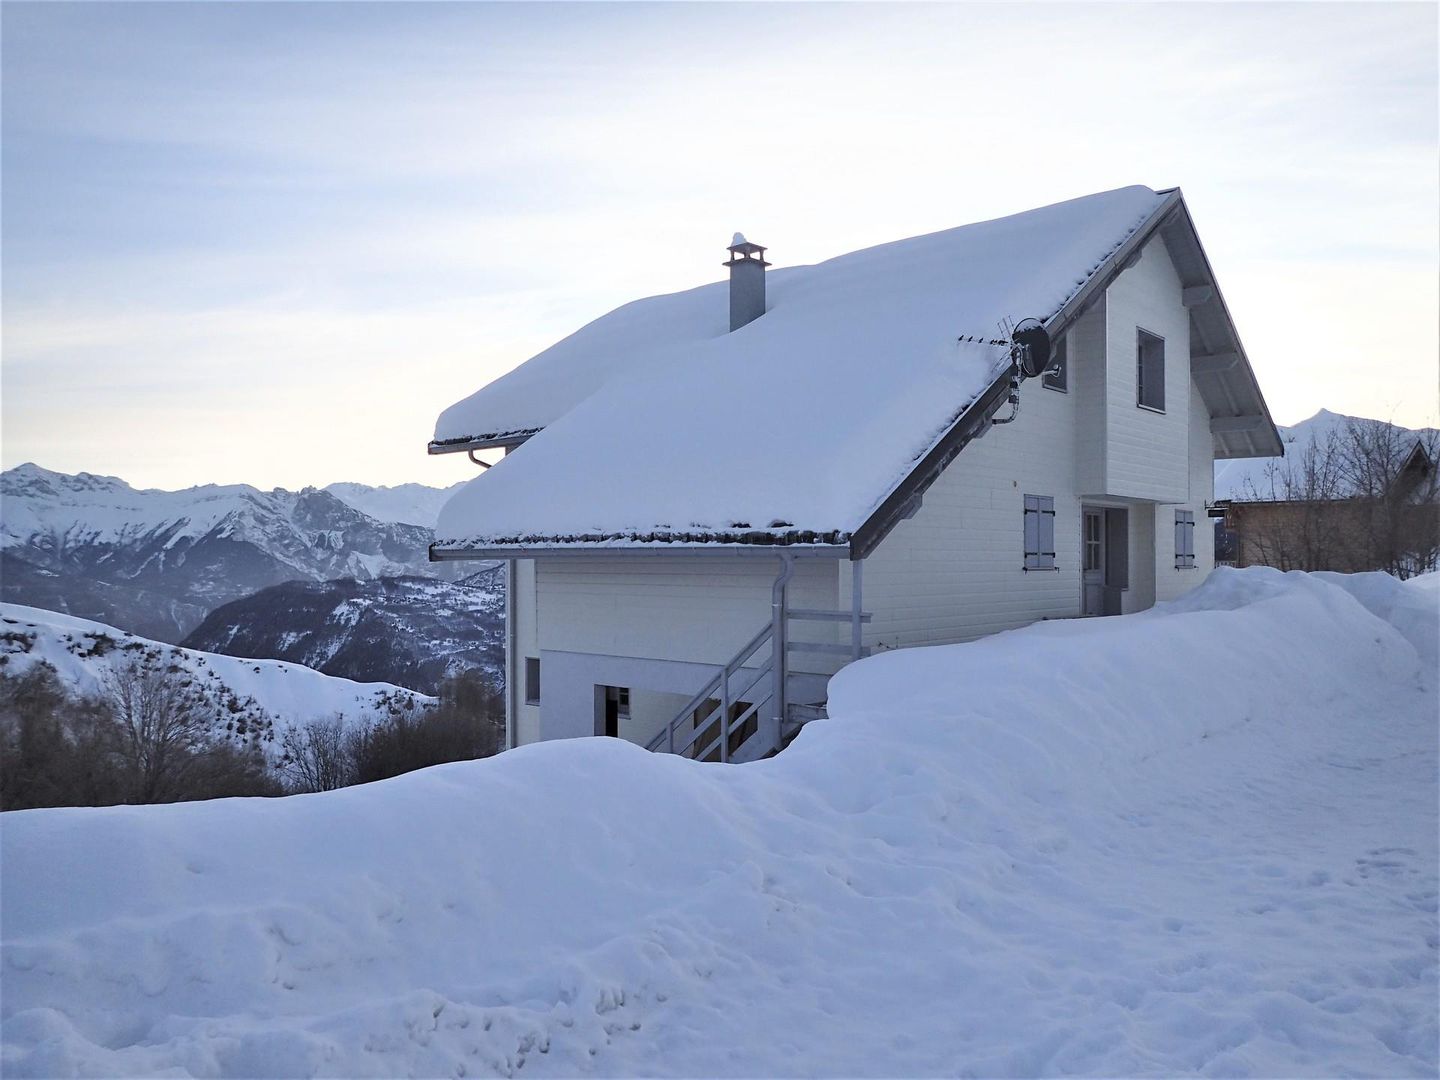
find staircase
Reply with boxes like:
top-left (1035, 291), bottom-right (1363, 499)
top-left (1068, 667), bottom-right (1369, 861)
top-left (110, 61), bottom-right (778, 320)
top-left (644, 607), bottom-right (868, 764)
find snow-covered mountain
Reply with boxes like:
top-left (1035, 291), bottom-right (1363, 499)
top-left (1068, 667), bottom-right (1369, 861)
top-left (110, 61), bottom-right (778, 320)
top-left (1214, 409), bottom-right (1437, 500)
top-left (0, 603), bottom-right (429, 761)
top-left (324, 481), bottom-right (467, 529)
top-left (181, 570), bottom-right (504, 695)
top-left (0, 464), bottom-right (466, 642)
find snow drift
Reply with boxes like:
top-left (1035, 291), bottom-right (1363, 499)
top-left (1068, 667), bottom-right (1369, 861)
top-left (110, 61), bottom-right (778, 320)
top-left (2, 569), bottom-right (1436, 1077)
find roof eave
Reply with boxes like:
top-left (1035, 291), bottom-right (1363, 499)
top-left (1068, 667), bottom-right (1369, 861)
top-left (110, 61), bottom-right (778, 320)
top-left (1158, 198), bottom-right (1284, 461)
top-left (429, 540), bottom-right (851, 561)
top-left (428, 430), bottom-right (539, 455)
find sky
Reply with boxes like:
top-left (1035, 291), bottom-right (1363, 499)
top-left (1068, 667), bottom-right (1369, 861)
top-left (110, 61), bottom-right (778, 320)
top-left (2, 2), bottom-right (1436, 491)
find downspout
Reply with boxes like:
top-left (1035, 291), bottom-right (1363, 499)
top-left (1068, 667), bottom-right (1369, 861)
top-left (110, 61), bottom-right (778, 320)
top-left (850, 558), bottom-right (864, 661)
top-left (505, 559), bottom-right (517, 749)
top-left (769, 551), bottom-right (796, 751)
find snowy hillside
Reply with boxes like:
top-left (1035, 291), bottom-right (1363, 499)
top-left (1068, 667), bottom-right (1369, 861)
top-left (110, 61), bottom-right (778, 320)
top-left (1214, 409), bottom-right (1437, 500)
top-left (3, 568), bottom-right (1435, 1078)
top-left (0, 464), bottom-right (459, 641)
top-left (182, 571), bottom-right (504, 695)
top-left (325, 481), bottom-right (466, 528)
top-left (0, 603), bottom-right (428, 760)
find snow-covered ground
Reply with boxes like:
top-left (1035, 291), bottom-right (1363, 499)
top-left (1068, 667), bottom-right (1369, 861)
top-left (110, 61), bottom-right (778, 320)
top-left (0, 604), bottom-right (429, 758)
top-left (2, 569), bottom-right (1436, 1077)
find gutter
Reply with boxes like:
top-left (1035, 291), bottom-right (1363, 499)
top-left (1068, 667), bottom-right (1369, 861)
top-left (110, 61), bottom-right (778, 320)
top-left (428, 431), bottom-right (538, 455)
top-left (431, 541), bottom-right (851, 562)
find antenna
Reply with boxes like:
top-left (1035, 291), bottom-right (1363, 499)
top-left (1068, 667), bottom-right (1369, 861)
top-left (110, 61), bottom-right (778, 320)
top-left (954, 316), bottom-right (1051, 381)
top-left (1009, 318), bottom-right (1052, 380)
top-left (953, 314), bottom-right (1053, 428)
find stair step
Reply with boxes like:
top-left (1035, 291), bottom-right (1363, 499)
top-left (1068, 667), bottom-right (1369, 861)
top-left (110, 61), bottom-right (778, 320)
top-left (789, 641), bottom-right (870, 657)
top-left (788, 608), bottom-right (872, 623)
top-left (786, 702), bottom-right (828, 725)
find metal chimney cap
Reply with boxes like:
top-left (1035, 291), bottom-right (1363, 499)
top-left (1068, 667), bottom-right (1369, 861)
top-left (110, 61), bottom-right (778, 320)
top-left (724, 235), bottom-right (770, 267)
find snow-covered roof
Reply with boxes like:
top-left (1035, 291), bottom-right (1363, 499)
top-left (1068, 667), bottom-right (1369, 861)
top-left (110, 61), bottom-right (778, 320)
top-left (432, 186), bottom-right (1265, 555)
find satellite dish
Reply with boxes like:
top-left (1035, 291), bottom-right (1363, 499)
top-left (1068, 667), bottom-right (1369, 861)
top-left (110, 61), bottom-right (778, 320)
top-left (1011, 318), bottom-right (1051, 379)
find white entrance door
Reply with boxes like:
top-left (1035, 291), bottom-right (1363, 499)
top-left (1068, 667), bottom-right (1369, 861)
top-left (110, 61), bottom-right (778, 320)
top-left (1082, 508), bottom-right (1106, 616)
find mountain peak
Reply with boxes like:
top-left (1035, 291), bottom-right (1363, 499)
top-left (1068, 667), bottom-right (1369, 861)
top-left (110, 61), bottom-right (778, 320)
top-left (1, 463), bottom-right (132, 497)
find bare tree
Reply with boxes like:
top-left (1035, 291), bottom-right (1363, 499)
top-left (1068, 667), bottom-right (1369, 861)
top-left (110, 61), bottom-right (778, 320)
top-left (1236, 417), bottom-right (1438, 577)
top-left (102, 658), bottom-right (213, 803)
top-left (1340, 420), bottom-right (1439, 576)
top-left (280, 716), bottom-right (351, 793)
top-left (1239, 423), bottom-right (1350, 571)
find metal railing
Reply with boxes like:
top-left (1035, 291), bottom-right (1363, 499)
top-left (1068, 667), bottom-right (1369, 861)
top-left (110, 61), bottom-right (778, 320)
top-left (644, 607), bottom-right (872, 764)
top-left (644, 623), bottom-right (776, 762)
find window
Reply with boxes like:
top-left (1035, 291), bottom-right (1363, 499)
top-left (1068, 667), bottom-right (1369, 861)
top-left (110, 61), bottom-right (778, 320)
top-left (1042, 334), bottom-right (1068, 392)
top-left (1175, 510), bottom-right (1196, 569)
top-left (1084, 511), bottom-right (1103, 572)
top-left (1137, 329), bottom-right (1165, 411)
top-left (599, 685), bottom-right (628, 738)
top-left (1023, 494), bottom-right (1056, 570)
top-left (524, 657), bottom-right (541, 705)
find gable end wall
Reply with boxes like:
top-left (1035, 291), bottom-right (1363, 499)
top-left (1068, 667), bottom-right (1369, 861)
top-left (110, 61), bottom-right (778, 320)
top-left (1102, 238), bottom-right (1192, 501)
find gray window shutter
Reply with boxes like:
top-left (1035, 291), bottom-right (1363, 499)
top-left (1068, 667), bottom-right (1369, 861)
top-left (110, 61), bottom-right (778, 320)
top-left (1024, 496), bottom-right (1039, 565)
top-left (1174, 510), bottom-right (1196, 566)
top-left (1039, 497), bottom-right (1055, 565)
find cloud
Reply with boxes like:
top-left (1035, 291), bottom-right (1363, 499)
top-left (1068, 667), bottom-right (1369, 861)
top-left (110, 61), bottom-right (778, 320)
top-left (2, 1), bottom-right (1436, 487)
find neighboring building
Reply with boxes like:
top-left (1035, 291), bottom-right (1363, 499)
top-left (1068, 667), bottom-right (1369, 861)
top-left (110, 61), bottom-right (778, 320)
top-left (1214, 410), bottom-right (1438, 576)
top-left (429, 186), bottom-right (1281, 761)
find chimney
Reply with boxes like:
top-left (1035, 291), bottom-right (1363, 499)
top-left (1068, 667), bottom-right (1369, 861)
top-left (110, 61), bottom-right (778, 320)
top-left (724, 232), bottom-right (770, 331)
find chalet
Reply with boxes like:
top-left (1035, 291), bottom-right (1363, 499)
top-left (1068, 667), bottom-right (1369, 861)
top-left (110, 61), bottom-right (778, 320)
top-left (429, 186), bottom-right (1281, 762)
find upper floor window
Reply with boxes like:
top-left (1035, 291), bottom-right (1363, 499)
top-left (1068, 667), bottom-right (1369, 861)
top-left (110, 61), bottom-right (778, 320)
top-left (1023, 494), bottom-right (1056, 570)
top-left (1042, 334), bottom-right (1068, 392)
top-left (1137, 329), bottom-right (1165, 412)
top-left (524, 657), bottom-right (541, 705)
top-left (1175, 510), bottom-right (1196, 568)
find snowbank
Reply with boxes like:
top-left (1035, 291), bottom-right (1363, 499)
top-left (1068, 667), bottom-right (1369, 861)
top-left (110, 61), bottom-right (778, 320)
top-left (2, 569), bottom-right (1436, 1077)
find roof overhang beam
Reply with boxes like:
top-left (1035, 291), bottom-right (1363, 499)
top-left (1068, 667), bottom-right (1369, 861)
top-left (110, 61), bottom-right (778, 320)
top-left (1210, 414), bottom-right (1268, 434)
top-left (1192, 350), bottom-right (1240, 375)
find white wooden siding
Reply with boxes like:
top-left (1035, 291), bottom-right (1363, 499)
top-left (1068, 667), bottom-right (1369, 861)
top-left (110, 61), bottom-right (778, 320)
top-left (536, 555), bottom-right (840, 672)
top-left (1154, 383), bottom-right (1217, 602)
top-left (853, 362), bottom-right (1085, 648)
top-left (1071, 300), bottom-right (1108, 495)
top-left (1103, 238), bottom-right (1192, 501)
top-left (1124, 503), bottom-right (1157, 613)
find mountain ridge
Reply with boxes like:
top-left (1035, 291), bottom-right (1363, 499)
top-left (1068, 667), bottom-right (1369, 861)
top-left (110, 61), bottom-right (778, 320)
top-left (181, 572), bottom-right (504, 696)
top-left (0, 464), bottom-right (473, 642)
